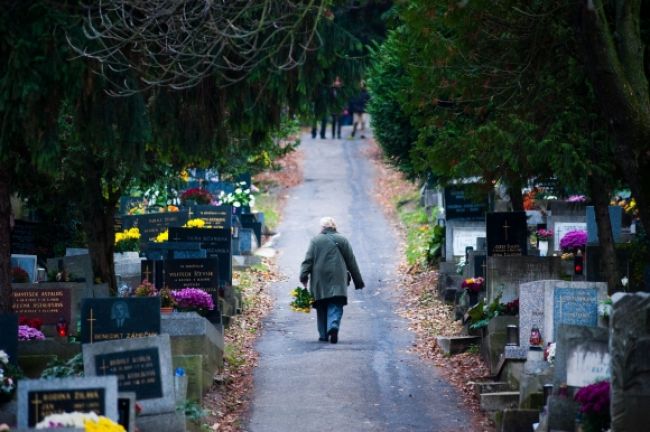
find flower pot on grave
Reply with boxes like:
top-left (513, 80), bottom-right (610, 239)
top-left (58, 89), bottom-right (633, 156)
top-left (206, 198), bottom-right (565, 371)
top-left (538, 240), bottom-right (549, 257)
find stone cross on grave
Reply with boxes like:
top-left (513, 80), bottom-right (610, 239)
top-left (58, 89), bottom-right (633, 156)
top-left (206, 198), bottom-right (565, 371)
top-left (30, 394), bottom-right (42, 426)
top-left (142, 265), bottom-right (152, 281)
top-left (502, 220), bottom-right (511, 242)
top-left (87, 308), bottom-right (96, 344)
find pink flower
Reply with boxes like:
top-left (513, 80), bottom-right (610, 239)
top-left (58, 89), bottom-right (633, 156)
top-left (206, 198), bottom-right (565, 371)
top-left (171, 288), bottom-right (215, 311)
top-left (560, 230), bottom-right (587, 251)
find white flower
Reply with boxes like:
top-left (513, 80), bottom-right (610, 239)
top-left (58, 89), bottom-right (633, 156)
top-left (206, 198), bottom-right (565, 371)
top-left (36, 411), bottom-right (99, 429)
top-left (233, 201), bottom-right (241, 207)
top-left (621, 276), bottom-right (629, 287)
top-left (0, 350), bottom-right (8, 365)
top-left (235, 188), bottom-right (243, 194)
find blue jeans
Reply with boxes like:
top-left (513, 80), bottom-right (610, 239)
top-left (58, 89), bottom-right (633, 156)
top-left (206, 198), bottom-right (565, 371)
top-left (316, 303), bottom-right (344, 339)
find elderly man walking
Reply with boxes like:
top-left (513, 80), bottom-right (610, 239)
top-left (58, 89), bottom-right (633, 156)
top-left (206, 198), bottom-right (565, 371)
top-left (300, 217), bottom-right (365, 343)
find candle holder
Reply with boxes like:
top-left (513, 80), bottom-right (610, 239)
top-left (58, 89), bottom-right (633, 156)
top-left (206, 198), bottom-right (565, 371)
top-left (506, 324), bottom-right (519, 346)
top-left (56, 318), bottom-right (69, 337)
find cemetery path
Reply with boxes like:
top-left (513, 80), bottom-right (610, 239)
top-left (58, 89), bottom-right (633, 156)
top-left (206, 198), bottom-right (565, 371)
top-left (247, 130), bottom-right (474, 432)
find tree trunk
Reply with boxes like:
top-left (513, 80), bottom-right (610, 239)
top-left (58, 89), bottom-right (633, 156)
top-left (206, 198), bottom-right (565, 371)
top-left (588, 175), bottom-right (619, 294)
top-left (507, 178), bottom-right (524, 212)
top-left (81, 170), bottom-right (117, 295)
top-left (577, 0), bottom-right (650, 234)
top-left (0, 167), bottom-right (12, 313)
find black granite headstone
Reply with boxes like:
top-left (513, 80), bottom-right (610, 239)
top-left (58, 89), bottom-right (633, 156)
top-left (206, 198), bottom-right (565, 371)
top-left (168, 228), bottom-right (232, 288)
top-left (187, 205), bottom-right (232, 230)
top-left (144, 241), bottom-right (203, 261)
top-left (121, 212), bottom-right (189, 249)
top-left (141, 260), bottom-right (164, 289)
top-left (444, 185), bottom-right (487, 220)
top-left (0, 314), bottom-right (18, 364)
top-left (80, 297), bottom-right (161, 344)
top-left (474, 255), bottom-right (487, 278)
top-left (95, 348), bottom-right (162, 400)
top-left (240, 214), bottom-right (262, 245)
top-left (164, 258), bottom-right (219, 291)
top-left (27, 388), bottom-right (107, 427)
top-left (486, 212), bottom-right (528, 256)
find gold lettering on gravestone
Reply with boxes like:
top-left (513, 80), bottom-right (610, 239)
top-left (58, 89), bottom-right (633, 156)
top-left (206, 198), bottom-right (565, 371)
top-left (12, 290), bottom-right (67, 315)
top-left (98, 352), bottom-right (158, 388)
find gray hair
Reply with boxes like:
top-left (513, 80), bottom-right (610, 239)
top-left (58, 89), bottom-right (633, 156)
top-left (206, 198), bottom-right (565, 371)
top-left (320, 217), bottom-right (337, 229)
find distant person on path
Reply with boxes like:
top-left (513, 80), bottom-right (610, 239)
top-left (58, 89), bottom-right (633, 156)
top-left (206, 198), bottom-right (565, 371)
top-left (349, 81), bottom-right (370, 138)
top-left (300, 217), bottom-right (364, 344)
top-left (311, 76), bottom-right (344, 139)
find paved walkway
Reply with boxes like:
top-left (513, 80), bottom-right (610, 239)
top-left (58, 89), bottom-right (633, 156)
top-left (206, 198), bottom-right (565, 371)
top-left (247, 128), bottom-right (474, 432)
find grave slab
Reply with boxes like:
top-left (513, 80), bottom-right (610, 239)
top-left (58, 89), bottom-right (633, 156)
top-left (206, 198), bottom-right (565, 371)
top-left (553, 324), bottom-right (609, 388)
top-left (486, 256), bottom-right (563, 303)
top-left (82, 334), bottom-right (175, 415)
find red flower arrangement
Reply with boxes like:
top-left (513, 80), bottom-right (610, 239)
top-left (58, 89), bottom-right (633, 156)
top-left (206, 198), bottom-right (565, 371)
top-left (11, 267), bottom-right (29, 283)
top-left (461, 277), bottom-right (484, 293)
top-left (19, 317), bottom-right (43, 330)
top-left (180, 188), bottom-right (213, 205)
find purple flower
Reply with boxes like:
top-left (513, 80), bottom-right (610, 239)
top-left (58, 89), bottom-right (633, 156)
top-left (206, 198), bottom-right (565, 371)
top-left (567, 195), bottom-right (587, 202)
top-left (560, 230), bottom-right (587, 251)
top-left (575, 380), bottom-right (610, 416)
top-left (18, 325), bottom-right (45, 341)
top-left (171, 288), bottom-right (215, 311)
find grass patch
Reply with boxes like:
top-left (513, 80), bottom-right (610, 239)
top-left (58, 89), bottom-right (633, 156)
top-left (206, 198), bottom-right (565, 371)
top-left (397, 193), bottom-right (435, 268)
top-left (254, 192), bottom-right (280, 232)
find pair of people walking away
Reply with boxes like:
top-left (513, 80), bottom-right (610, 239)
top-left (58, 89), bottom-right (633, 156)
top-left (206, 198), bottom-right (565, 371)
top-left (300, 217), bottom-right (365, 343)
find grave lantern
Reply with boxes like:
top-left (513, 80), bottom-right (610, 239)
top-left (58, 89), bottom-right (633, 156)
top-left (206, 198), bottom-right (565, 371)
top-left (574, 250), bottom-right (584, 275)
top-left (56, 317), bottom-right (68, 337)
top-left (529, 326), bottom-right (542, 347)
top-left (506, 324), bottom-right (519, 346)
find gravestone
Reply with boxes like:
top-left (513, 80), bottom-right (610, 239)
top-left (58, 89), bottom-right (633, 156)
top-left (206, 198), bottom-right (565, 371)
top-left (486, 212), bottom-right (528, 256)
top-left (168, 228), bottom-right (232, 288)
top-left (553, 324), bottom-right (609, 388)
top-left (10, 220), bottom-right (39, 256)
top-left (517, 280), bottom-right (607, 353)
top-left (235, 228), bottom-right (258, 255)
top-left (144, 241), bottom-right (204, 261)
top-left (12, 287), bottom-right (72, 327)
top-left (240, 213), bottom-right (262, 245)
top-left (118, 392), bottom-right (136, 432)
top-left (445, 221), bottom-right (485, 259)
top-left (549, 220), bottom-right (587, 252)
top-left (120, 212), bottom-right (189, 249)
top-left (17, 376), bottom-right (118, 428)
top-left (82, 334), bottom-right (175, 414)
top-left (610, 292), bottom-right (650, 431)
top-left (164, 258), bottom-right (219, 291)
top-left (443, 184), bottom-right (487, 220)
top-left (141, 260), bottom-right (163, 289)
top-left (464, 251), bottom-right (486, 279)
top-left (486, 256), bottom-right (563, 303)
top-left (0, 314), bottom-right (18, 364)
top-left (187, 205), bottom-right (232, 230)
top-left (586, 205), bottom-right (623, 245)
top-left (80, 297), bottom-right (161, 344)
top-left (585, 245), bottom-right (630, 283)
top-left (11, 254), bottom-right (38, 283)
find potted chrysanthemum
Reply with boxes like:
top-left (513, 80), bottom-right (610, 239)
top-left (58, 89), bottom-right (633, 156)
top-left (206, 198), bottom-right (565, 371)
top-left (171, 288), bottom-right (215, 314)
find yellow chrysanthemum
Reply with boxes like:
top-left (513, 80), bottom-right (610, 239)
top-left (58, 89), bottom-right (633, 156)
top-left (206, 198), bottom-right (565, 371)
top-left (155, 230), bottom-right (169, 243)
top-left (185, 218), bottom-right (206, 228)
top-left (84, 416), bottom-right (126, 432)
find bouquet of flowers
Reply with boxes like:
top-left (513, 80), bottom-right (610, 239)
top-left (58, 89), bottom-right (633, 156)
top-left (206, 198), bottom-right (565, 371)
top-left (290, 286), bottom-right (314, 313)
top-left (219, 181), bottom-right (255, 208)
top-left (184, 218), bottom-right (206, 228)
top-left (134, 280), bottom-right (156, 297)
top-left (155, 229), bottom-right (168, 243)
top-left (0, 350), bottom-right (21, 403)
top-left (180, 187), bottom-right (213, 205)
top-left (12, 266), bottom-right (30, 283)
top-left (19, 324), bottom-right (45, 341)
top-left (544, 342), bottom-right (556, 365)
top-left (535, 228), bottom-right (553, 241)
top-left (560, 230), bottom-right (587, 252)
top-left (574, 380), bottom-right (611, 432)
top-left (171, 288), bottom-right (215, 311)
top-left (114, 227), bottom-right (140, 253)
top-left (461, 277), bottom-right (484, 293)
top-left (35, 411), bottom-right (125, 431)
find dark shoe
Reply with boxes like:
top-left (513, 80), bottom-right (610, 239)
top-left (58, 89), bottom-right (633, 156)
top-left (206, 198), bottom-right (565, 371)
top-left (328, 328), bottom-right (338, 344)
top-left (318, 337), bottom-right (328, 342)
top-left (320, 135), bottom-right (326, 139)
top-left (360, 134), bottom-right (366, 139)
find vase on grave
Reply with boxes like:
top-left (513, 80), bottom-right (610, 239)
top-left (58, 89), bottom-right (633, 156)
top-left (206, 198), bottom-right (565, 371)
top-left (538, 240), bottom-right (549, 257)
top-left (160, 307), bottom-right (174, 315)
